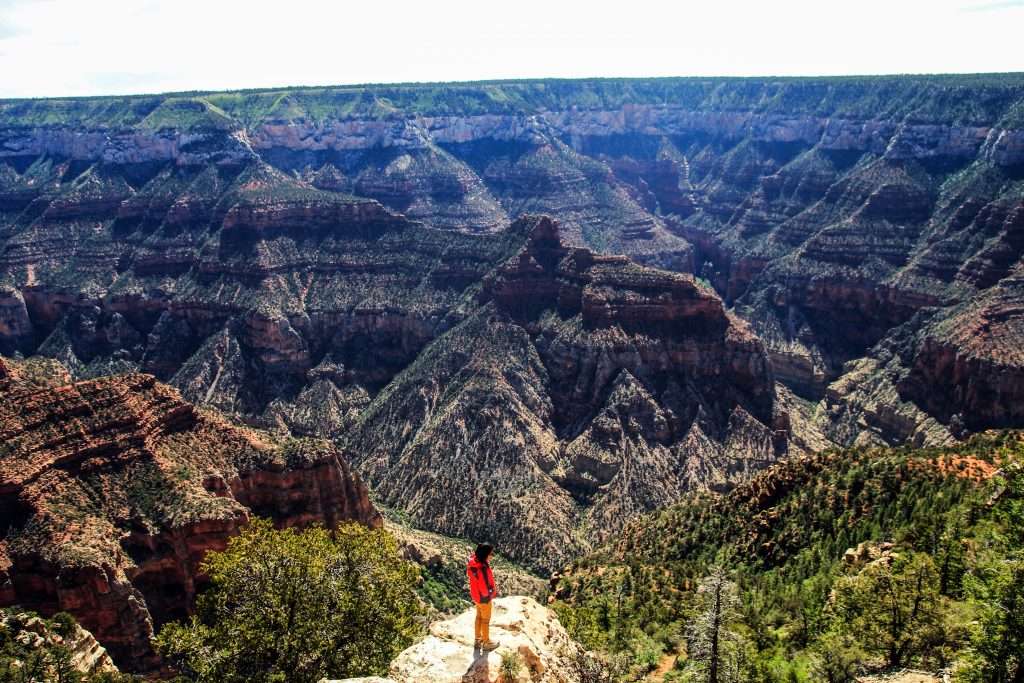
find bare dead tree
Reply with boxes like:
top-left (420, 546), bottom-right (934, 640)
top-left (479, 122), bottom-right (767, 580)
top-left (564, 647), bottom-right (634, 683)
top-left (687, 566), bottom-right (742, 683)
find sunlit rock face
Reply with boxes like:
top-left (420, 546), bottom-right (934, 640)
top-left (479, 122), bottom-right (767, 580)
top-left (0, 359), bottom-right (380, 672)
top-left (318, 596), bottom-right (584, 683)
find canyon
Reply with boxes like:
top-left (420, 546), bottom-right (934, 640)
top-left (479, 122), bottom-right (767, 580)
top-left (2, 75), bottom-right (1024, 672)
top-left (2, 77), bottom-right (1023, 450)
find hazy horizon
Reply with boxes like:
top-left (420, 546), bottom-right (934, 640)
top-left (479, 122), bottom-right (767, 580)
top-left (4, 71), bottom-right (1024, 103)
top-left (2, 0), bottom-right (1023, 99)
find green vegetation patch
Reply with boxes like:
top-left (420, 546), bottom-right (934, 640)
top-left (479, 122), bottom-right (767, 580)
top-left (554, 431), bottom-right (1024, 682)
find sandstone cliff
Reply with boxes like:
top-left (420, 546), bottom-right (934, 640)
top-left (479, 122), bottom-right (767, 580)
top-left (0, 365), bottom-right (380, 672)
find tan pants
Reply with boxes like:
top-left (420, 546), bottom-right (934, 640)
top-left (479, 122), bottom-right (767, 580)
top-left (474, 601), bottom-right (492, 642)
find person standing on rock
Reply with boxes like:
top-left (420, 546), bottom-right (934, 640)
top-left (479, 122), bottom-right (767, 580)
top-left (468, 543), bottom-right (499, 651)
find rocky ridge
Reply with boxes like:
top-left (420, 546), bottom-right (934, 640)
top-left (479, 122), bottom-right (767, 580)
top-left (0, 159), bottom-right (526, 440)
top-left (349, 216), bottom-right (790, 570)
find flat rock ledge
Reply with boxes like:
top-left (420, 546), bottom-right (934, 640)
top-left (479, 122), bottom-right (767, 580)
top-left (323, 596), bottom-right (583, 683)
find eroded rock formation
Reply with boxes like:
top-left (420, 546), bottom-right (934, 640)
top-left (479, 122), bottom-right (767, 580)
top-left (0, 365), bottom-right (379, 672)
top-left (3, 77), bottom-right (1024, 448)
top-left (349, 217), bottom-right (789, 570)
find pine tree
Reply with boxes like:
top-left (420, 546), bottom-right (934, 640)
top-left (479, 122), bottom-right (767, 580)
top-left (830, 551), bottom-right (944, 668)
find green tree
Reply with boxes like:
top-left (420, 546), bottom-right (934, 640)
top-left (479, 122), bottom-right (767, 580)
top-left (830, 551), bottom-right (945, 668)
top-left (959, 560), bottom-right (1024, 683)
top-left (809, 631), bottom-right (864, 683)
top-left (959, 464), bottom-right (1024, 683)
top-left (155, 519), bottom-right (423, 683)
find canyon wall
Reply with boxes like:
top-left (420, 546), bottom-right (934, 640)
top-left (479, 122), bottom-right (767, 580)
top-left (0, 358), bottom-right (379, 671)
top-left (3, 76), bottom-right (1024, 584)
top-left (2, 76), bottom-right (1023, 450)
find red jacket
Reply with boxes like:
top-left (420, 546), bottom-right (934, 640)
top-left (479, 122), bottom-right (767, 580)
top-left (467, 555), bottom-right (496, 604)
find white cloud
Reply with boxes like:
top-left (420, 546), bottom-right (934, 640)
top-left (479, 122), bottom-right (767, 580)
top-left (0, 0), bottom-right (1021, 98)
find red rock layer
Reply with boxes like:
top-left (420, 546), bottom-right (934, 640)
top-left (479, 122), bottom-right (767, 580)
top-left (0, 370), bottom-right (379, 672)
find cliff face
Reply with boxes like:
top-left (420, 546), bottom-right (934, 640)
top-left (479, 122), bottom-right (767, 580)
top-left (0, 364), bottom-right (380, 672)
top-left (348, 217), bottom-right (786, 571)
top-left (0, 158), bottom-right (525, 440)
top-left (2, 76), bottom-right (1024, 447)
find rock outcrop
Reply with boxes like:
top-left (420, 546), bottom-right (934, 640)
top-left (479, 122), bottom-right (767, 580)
top-left (898, 270), bottom-right (1024, 431)
top-left (0, 609), bottom-right (119, 677)
top-left (323, 596), bottom-right (583, 683)
top-left (0, 366), bottom-right (380, 672)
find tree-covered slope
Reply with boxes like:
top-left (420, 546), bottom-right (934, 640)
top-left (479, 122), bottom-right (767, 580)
top-left (553, 431), bottom-right (1024, 681)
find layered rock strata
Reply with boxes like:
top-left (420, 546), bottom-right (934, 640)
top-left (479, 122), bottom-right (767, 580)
top-left (4, 76), bottom-right (1024, 445)
top-left (0, 367), bottom-right (379, 672)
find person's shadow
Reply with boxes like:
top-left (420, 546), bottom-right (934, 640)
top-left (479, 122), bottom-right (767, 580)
top-left (461, 644), bottom-right (491, 682)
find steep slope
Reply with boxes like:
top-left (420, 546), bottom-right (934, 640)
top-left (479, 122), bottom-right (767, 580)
top-left (348, 217), bottom-right (789, 571)
top-left (0, 362), bottom-right (380, 672)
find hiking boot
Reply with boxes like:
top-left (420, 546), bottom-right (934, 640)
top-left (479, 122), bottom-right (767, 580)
top-left (480, 639), bottom-right (500, 651)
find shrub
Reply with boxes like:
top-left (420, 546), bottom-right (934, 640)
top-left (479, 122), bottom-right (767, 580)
top-left (499, 650), bottom-right (524, 682)
top-left (155, 518), bottom-right (423, 683)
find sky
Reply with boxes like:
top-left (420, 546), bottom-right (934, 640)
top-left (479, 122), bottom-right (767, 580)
top-left (1, 0), bottom-right (1022, 99)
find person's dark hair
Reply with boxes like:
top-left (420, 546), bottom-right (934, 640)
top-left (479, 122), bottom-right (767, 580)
top-left (474, 544), bottom-right (493, 563)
